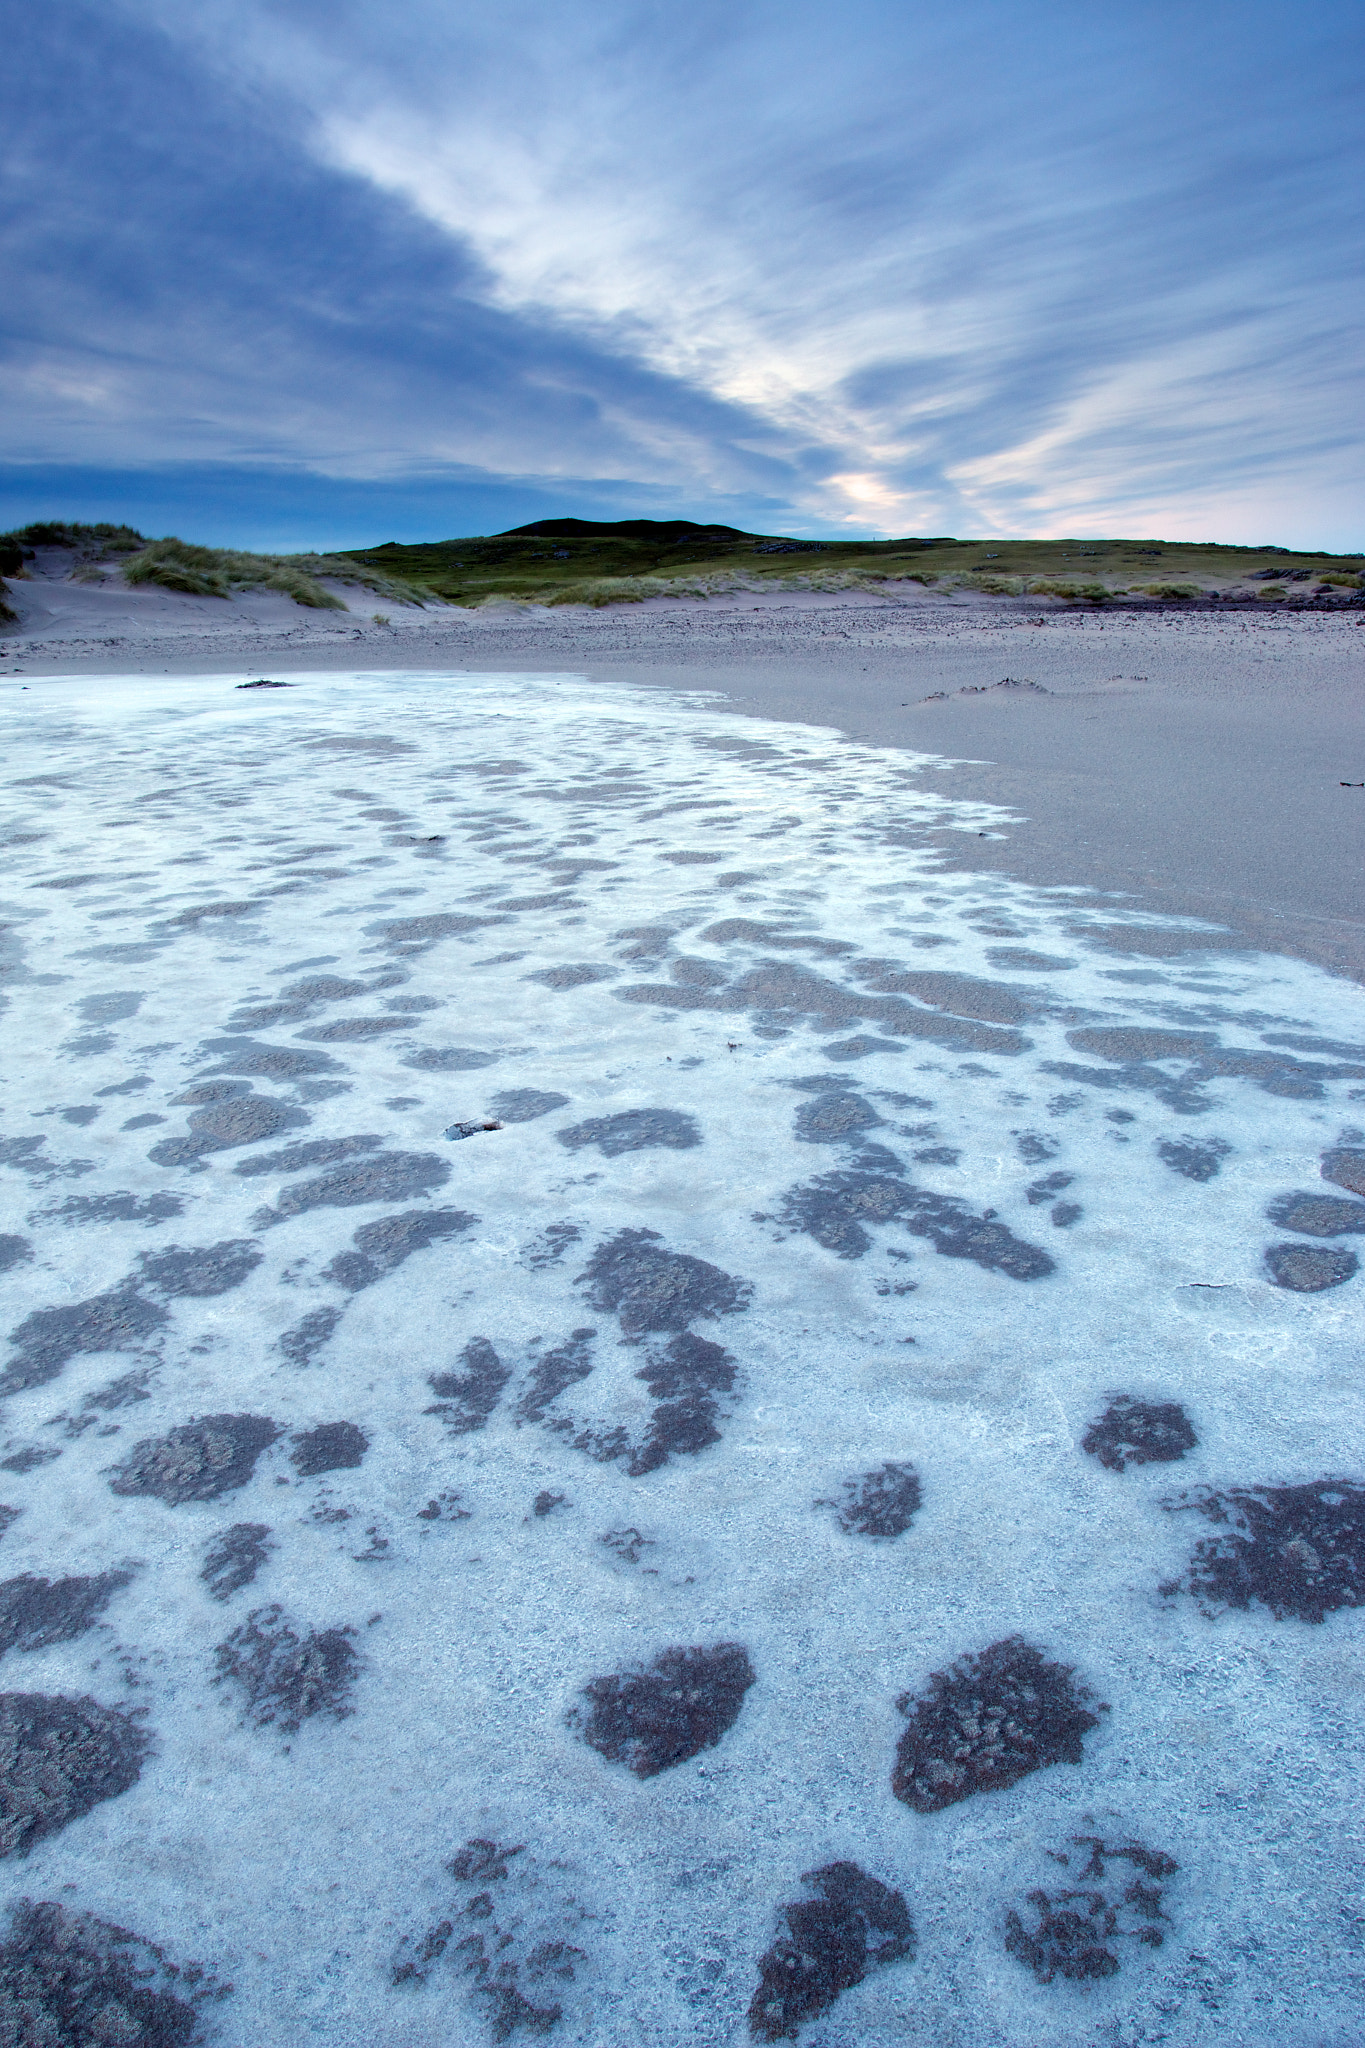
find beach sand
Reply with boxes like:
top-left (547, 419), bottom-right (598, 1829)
top-left (5, 557), bottom-right (1361, 982)
top-left (2, 575), bottom-right (1364, 2044)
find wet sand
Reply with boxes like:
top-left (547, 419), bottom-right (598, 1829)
top-left (4, 562), bottom-right (1362, 979)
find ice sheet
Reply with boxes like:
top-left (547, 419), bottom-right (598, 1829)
top-left (0, 668), bottom-right (1362, 2046)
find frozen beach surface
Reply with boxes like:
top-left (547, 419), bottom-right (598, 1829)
top-left (0, 667), bottom-right (1362, 2046)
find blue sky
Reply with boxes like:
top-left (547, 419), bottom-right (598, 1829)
top-left (5, 0), bottom-right (1362, 550)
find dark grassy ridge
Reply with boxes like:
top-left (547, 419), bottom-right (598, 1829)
top-left (343, 520), bottom-right (1365, 608)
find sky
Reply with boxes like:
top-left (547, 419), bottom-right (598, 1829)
top-left (4, 0), bottom-right (1363, 552)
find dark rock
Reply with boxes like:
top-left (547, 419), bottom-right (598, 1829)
top-left (214, 1603), bottom-right (359, 1732)
top-left (415, 1492), bottom-right (470, 1522)
top-left (748, 1862), bottom-right (914, 2041)
top-left (489, 1089), bottom-right (571, 1123)
top-left (290, 1422), bottom-right (368, 1477)
top-left (136, 1240), bottom-right (263, 1298)
top-left (556, 1109), bottom-right (701, 1157)
top-left (517, 1331), bottom-right (596, 1424)
top-left (1157, 1137), bottom-right (1231, 1182)
top-left (0, 1692), bottom-right (150, 1855)
top-left (367, 912), bottom-right (504, 949)
top-left (1264, 1243), bottom-right (1358, 1291)
top-left (232, 1135), bottom-right (383, 1176)
top-left (1163, 1480), bottom-right (1365, 1622)
top-left (4, 1289), bottom-right (169, 1397)
top-left (202, 1523), bottom-right (273, 1601)
top-left (821, 1036), bottom-right (905, 1060)
top-left (1322, 1147), bottom-right (1365, 1197)
top-left (429, 1337), bottom-right (513, 1434)
top-left (1005, 1837), bottom-right (1178, 1984)
top-left (571, 1642), bottom-right (755, 1777)
top-left (78, 992), bottom-right (143, 1025)
top-left (1069, 1027), bottom-right (1213, 1062)
top-left (617, 958), bottom-right (1028, 1055)
top-left (322, 1206), bottom-right (477, 1290)
top-left (779, 1158), bottom-right (1053, 1278)
top-left (1083, 1398), bottom-right (1197, 1473)
top-left (108, 1415), bottom-right (280, 1503)
top-left (263, 1151), bottom-right (450, 1219)
top-left (148, 1092), bottom-right (308, 1165)
top-left (577, 1229), bottom-right (752, 1337)
top-left (1266, 1192), bottom-right (1365, 1237)
top-left (278, 1306), bottom-right (343, 1367)
top-left (826, 1463), bottom-right (922, 1538)
top-left (0, 1573), bottom-right (134, 1658)
top-left (0, 1899), bottom-right (219, 2045)
top-left (892, 1638), bottom-right (1105, 1812)
top-left (599, 1527), bottom-right (653, 1566)
top-left (793, 1094), bottom-right (882, 1144)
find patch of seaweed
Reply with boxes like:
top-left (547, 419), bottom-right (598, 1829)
top-left (1162, 1480), bottom-right (1365, 1622)
top-left (1082, 1398), bottom-right (1197, 1473)
top-left (892, 1639), bottom-right (1105, 1812)
top-left (0, 1692), bottom-right (150, 1856)
top-left (109, 1415), bottom-right (279, 1503)
top-left (748, 1861), bottom-right (914, 2040)
top-left (577, 1229), bottom-right (752, 1338)
top-left (0, 1898), bottom-right (226, 2045)
top-left (1005, 1836), bottom-right (1178, 1983)
top-left (823, 1462), bottom-right (922, 1538)
top-left (213, 1604), bottom-right (359, 1733)
top-left (571, 1642), bottom-right (755, 1777)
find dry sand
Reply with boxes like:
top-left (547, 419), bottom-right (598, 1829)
top-left (4, 553), bottom-right (1362, 979)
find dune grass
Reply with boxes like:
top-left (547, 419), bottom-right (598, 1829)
top-left (0, 522), bottom-right (430, 610)
top-left (121, 537), bottom-right (431, 609)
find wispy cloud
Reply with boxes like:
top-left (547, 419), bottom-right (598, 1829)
top-left (6, 0), bottom-right (1363, 543)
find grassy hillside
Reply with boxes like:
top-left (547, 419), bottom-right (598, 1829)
top-left (4, 516), bottom-right (1362, 614)
top-left (343, 518), bottom-right (1365, 607)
